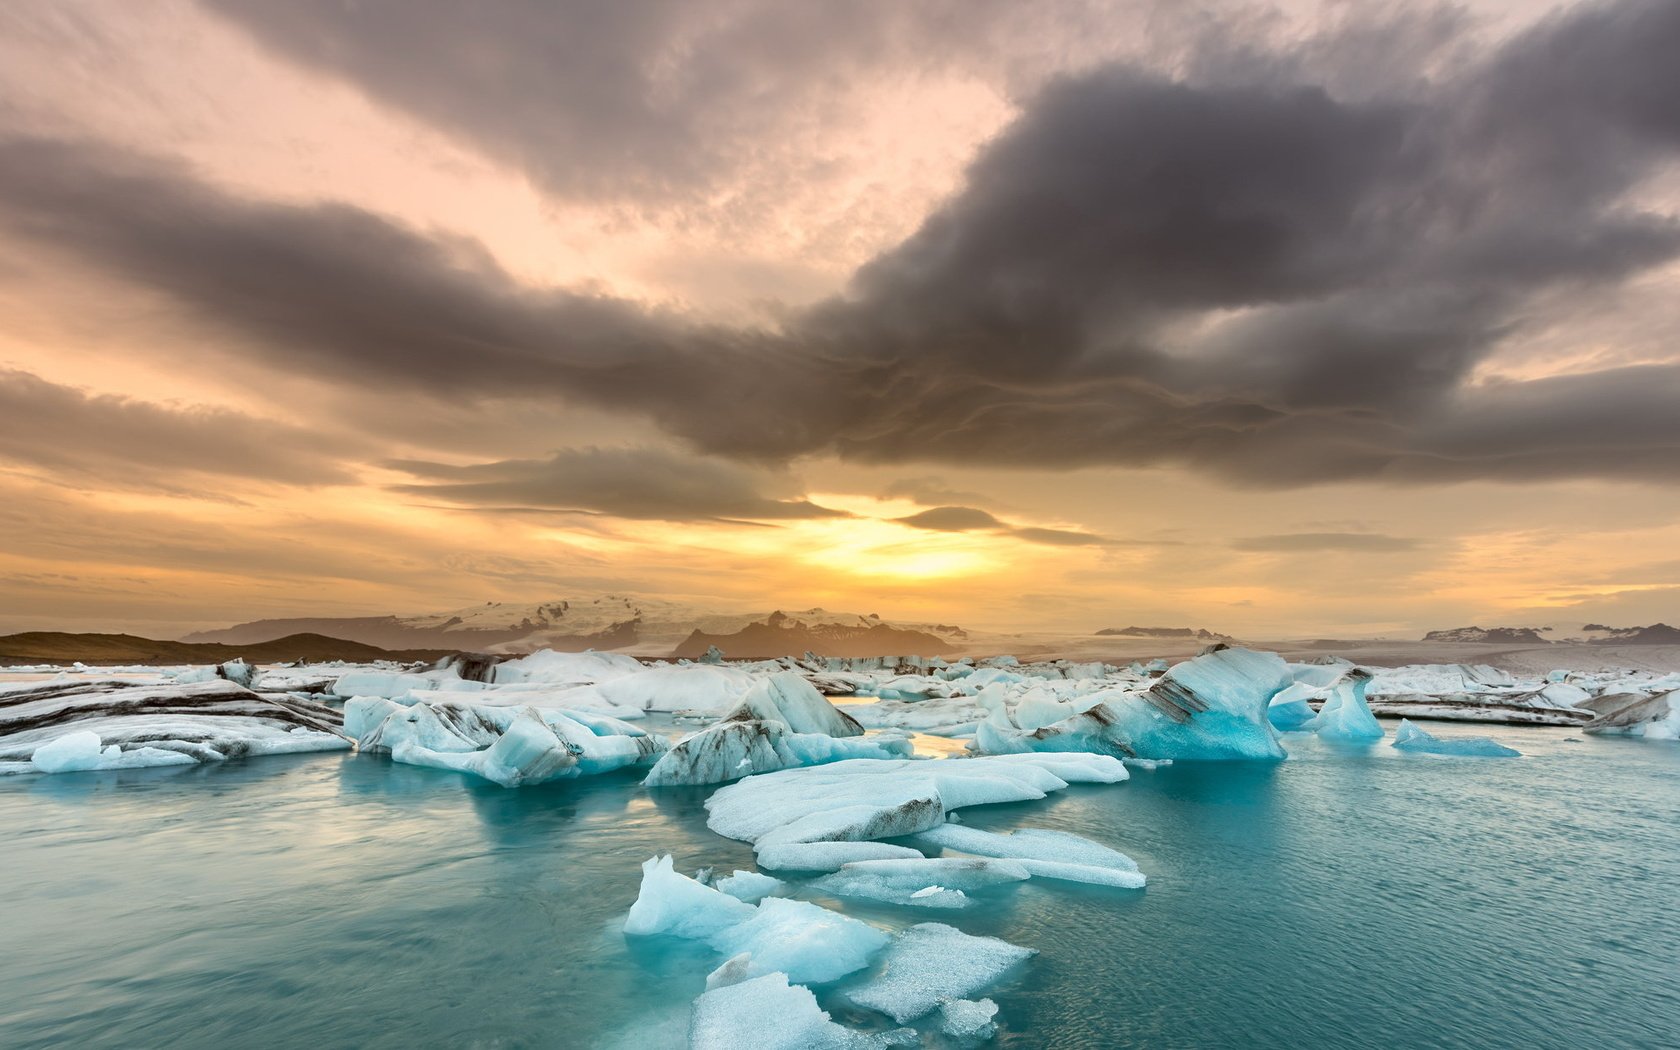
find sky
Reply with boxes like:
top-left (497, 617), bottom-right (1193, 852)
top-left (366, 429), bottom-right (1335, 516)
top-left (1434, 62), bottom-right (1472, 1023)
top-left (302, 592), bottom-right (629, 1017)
top-left (1, 0), bottom-right (1678, 640)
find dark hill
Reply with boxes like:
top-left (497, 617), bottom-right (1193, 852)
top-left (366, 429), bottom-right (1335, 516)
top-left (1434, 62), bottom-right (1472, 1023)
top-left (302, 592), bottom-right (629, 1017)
top-left (0, 632), bottom-right (457, 666)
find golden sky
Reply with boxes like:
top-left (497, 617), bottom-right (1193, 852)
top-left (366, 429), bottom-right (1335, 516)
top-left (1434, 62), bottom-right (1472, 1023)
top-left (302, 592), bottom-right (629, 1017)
top-left (1, 0), bottom-right (1678, 639)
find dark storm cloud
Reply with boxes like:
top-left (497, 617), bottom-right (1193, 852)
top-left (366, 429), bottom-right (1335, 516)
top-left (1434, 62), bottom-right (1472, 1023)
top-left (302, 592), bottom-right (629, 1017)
top-left (199, 0), bottom-right (1098, 204)
top-left (1233, 532), bottom-right (1422, 553)
top-left (0, 369), bottom-right (357, 487)
top-left (2, 0), bottom-right (1679, 486)
top-left (389, 446), bottom-right (847, 523)
top-left (896, 505), bottom-right (1118, 547)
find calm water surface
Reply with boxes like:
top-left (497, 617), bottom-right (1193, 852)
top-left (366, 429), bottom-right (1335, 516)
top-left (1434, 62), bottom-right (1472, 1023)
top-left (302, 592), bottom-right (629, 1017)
top-left (2, 723), bottom-right (1676, 1048)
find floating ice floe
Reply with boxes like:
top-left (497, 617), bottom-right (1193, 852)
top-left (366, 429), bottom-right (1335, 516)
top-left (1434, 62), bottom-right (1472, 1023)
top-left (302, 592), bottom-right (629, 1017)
top-left (972, 646), bottom-right (1292, 761)
top-left (645, 672), bottom-right (911, 787)
top-left (349, 698), bottom-right (665, 787)
top-left (809, 857), bottom-right (1030, 909)
top-left (846, 922), bottom-right (1036, 1024)
top-left (689, 972), bottom-right (914, 1050)
top-left (625, 855), bottom-right (889, 985)
top-left (908, 824), bottom-right (1145, 888)
top-left (704, 753), bottom-right (1128, 872)
top-left (1391, 719), bottom-right (1520, 757)
top-left (939, 998), bottom-right (1000, 1039)
top-left (1, 678), bottom-right (350, 775)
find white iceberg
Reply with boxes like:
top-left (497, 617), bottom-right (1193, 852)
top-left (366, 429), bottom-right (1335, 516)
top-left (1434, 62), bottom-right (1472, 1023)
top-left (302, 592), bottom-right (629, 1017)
top-left (939, 998), bottom-right (1000, 1039)
top-left (1391, 719), bottom-right (1520, 757)
top-left (1584, 689), bottom-right (1680, 741)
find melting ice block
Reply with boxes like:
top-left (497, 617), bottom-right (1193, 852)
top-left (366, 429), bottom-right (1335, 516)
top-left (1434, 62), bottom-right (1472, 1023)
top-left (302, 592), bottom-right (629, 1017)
top-left (811, 857), bottom-right (1029, 908)
top-left (1584, 689), bottom-right (1680, 741)
top-left (939, 998), bottom-right (1000, 1039)
top-left (847, 923), bottom-right (1035, 1023)
top-left (690, 973), bottom-right (913, 1050)
top-left (975, 646), bottom-right (1293, 761)
top-left (30, 730), bottom-right (197, 773)
top-left (909, 824), bottom-right (1145, 888)
top-left (703, 754), bottom-right (1127, 872)
top-left (714, 870), bottom-right (786, 903)
top-left (643, 719), bottom-right (910, 788)
top-left (1304, 669), bottom-right (1384, 742)
top-left (1391, 719), bottom-right (1520, 757)
top-left (626, 855), bottom-right (889, 985)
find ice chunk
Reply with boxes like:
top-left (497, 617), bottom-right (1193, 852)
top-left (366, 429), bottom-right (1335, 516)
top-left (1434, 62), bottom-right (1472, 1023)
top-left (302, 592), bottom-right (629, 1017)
top-left (811, 857), bottom-right (1028, 908)
top-left (704, 754), bottom-right (1127, 872)
top-left (624, 854), bottom-right (757, 939)
top-left (847, 923), bottom-right (1035, 1023)
top-left (715, 869), bottom-right (786, 903)
top-left (732, 671), bottom-right (864, 737)
top-left (626, 856), bottom-right (888, 985)
top-left (1304, 669), bottom-right (1384, 742)
top-left (1584, 689), bottom-right (1680, 740)
top-left (392, 708), bottom-right (579, 787)
top-left (643, 719), bottom-right (909, 788)
top-left (974, 647), bottom-right (1292, 761)
top-left (31, 730), bottom-right (197, 773)
top-left (2, 678), bottom-right (349, 773)
top-left (1391, 719), bottom-right (1521, 757)
top-left (690, 973), bottom-right (912, 1050)
top-left (909, 824), bottom-right (1145, 888)
top-left (355, 699), bottom-right (665, 786)
top-left (939, 998), bottom-right (999, 1039)
top-left (754, 841), bottom-right (927, 873)
top-left (709, 897), bottom-right (890, 984)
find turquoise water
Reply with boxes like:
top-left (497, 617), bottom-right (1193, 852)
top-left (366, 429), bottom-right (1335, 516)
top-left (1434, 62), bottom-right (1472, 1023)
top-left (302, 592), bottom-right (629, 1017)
top-left (2, 724), bottom-right (1676, 1048)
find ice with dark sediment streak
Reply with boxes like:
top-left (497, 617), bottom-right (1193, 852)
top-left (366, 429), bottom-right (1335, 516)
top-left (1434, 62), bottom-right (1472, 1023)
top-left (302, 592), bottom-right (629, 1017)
top-left (1391, 719), bottom-right (1520, 757)
top-left (909, 824), bottom-right (1146, 888)
top-left (0, 678), bottom-right (349, 775)
top-left (644, 672), bottom-right (911, 787)
top-left (972, 646), bottom-right (1293, 761)
top-left (703, 753), bottom-right (1128, 872)
top-left (349, 697), bottom-right (665, 787)
top-left (1583, 689), bottom-right (1680, 741)
top-left (625, 855), bottom-right (889, 985)
top-left (846, 922), bottom-right (1036, 1024)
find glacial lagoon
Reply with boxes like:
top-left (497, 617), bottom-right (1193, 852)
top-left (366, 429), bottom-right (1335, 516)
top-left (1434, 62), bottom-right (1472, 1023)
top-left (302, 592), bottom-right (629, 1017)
top-left (3, 723), bottom-right (1675, 1049)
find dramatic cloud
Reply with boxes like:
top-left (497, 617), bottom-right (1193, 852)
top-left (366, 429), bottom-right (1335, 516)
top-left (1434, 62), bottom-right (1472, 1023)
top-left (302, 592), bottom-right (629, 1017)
top-left (0, 0), bottom-right (1676, 490)
top-left (1233, 532), bottom-right (1422, 553)
top-left (897, 505), bottom-right (1117, 547)
top-left (0, 369), bottom-right (357, 488)
top-left (390, 446), bottom-right (846, 523)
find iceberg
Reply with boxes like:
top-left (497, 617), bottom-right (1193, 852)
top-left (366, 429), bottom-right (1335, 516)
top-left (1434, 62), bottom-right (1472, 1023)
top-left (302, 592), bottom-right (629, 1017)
top-left (1584, 689), bottom-right (1680, 741)
top-left (644, 672), bottom-right (910, 787)
top-left (690, 973), bottom-right (913, 1050)
top-left (1304, 669), bottom-right (1384, 742)
top-left (846, 922), bottom-right (1035, 1024)
top-left (703, 754), bottom-right (1128, 872)
top-left (908, 824), bottom-right (1145, 888)
top-left (1391, 719), bottom-right (1520, 757)
top-left (1, 678), bottom-right (350, 774)
top-left (974, 646), bottom-right (1292, 761)
top-left (625, 855), bottom-right (889, 985)
top-left (1266, 683), bottom-right (1320, 730)
top-left (352, 698), bottom-right (665, 787)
